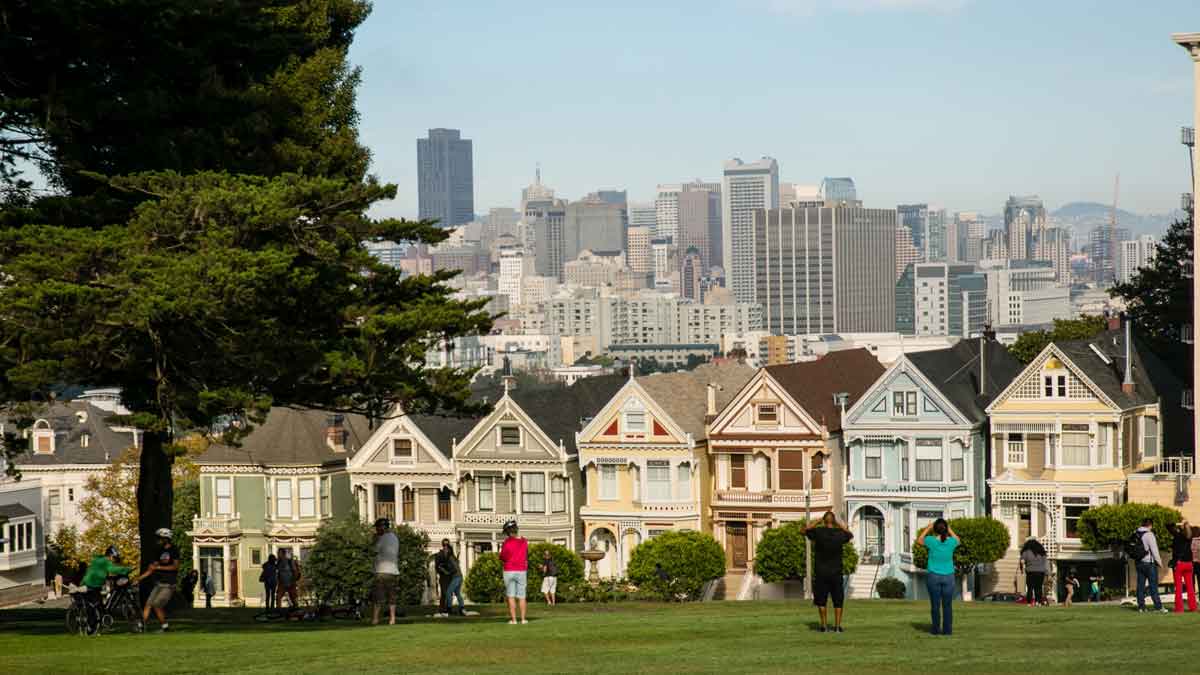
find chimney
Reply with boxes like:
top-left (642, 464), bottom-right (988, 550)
top-left (325, 414), bottom-right (346, 452)
top-left (1107, 311), bottom-right (1121, 332)
top-left (979, 332), bottom-right (987, 397)
top-left (706, 383), bottom-right (720, 420)
top-left (1122, 315), bottom-right (1135, 394)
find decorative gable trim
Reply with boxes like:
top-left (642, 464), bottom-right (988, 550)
top-left (708, 369), bottom-right (823, 437)
top-left (577, 379), bottom-right (690, 448)
top-left (986, 344), bottom-right (1119, 413)
top-left (454, 394), bottom-right (565, 462)
top-left (347, 405), bottom-right (453, 472)
top-left (843, 356), bottom-right (970, 428)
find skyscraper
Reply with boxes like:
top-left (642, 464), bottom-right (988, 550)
top-left (754, 206), bottom-right (896, 334)
top-left (681, 248), bottom-right (703, 301)
top-left (895, 263), bottom-right (987, 337)
top-left (723, 158), bottom-right (779, 304)
top-left (628, 203), bottom-right (657, 230)
top-left (927, 208), bottom-right (948, 261)
top-left (655, 180), bottom-right (720, 240)
top-left (626, 225), bottom-right (654, 276)
top-left (1089, 225), bottom-right (1132, 285)
top-left (898, 204), bottom-right (929, 261)
top-left (1033, 227), bottom-right (1073, 285)
top-left (896, 225), bottom-right (922, 281)
top-left (1003, 195), bottom-right (1046, 260)
top-left (677, 188), bottom-right (720, 271)
top-left (417, 128), bottom-right (474, 227)
top-left (955, 212), bottom-right (986, 263)
top-left (1118, 234), bottom-right (1159, 284)
top-left (820, 177), bottom-right (857, 205)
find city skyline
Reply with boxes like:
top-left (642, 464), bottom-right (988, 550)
top-left (352, 1), bottom-right (1199, 220)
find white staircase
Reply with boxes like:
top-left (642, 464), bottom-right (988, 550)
top-left (847, 563), bottom-right (881, 599)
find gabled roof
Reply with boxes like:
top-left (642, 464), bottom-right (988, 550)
top-left (907, 339), bottom-right (1024, 424)
top-left (12, 401), bottom-right (138, 466)
top-left (764, 349), bottom-right (885, 432)
top-left (507, 375), bottom-right (627, 454)
top-left (197, 407), bottom-right (372, 467)
top-left (636, 362), bottom-right (755, 440)
top-left (1053, 329), bottom-right (1166, 409)
top-left (404, 414), bottom-right (484, 455)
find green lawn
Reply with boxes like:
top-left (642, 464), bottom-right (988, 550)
top-left (2, 600), bottom-right (1198, 674)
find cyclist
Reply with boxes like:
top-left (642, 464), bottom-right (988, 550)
top-left (136, 527), bottom-right (180, 633)
top-left (81, 546), bottom-right (132, 635)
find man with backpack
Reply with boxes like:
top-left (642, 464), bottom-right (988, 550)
top-left (1129, 518), bottom-right (1168, 613)
top-left (275, 549), bottom-right (301, 610)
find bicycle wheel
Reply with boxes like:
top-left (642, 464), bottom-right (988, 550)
top-left (117, 598), bottom-right (141, 632)
top-left (65, 605), bottom-right (86, 635)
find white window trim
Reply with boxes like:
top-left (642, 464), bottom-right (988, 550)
top-left (476, 476), bottom-right (495, 512)
top-left (599, 464), bottom-right (618, 501)
top-left (623, 410), bottom-right (647, 434)
top-left (1060, 495), bottom-right (1097, 542)
top-left (2, 516), bottom-right (37, 553)
top-left (645, 460), bottom-right (672, 502)
top-left (1041, 370), bottom-right (1068, 399)
top-left (390, 437), bottom-right (416, 466)
top-left (755, 403), bottom-right (780, 425)
top-left (298, 478), bottom-right (317, 518)
top-left (275, 478), bottom-right (294, 520)
top-left (1005, 433), bottom-right (1027, 469)
top-left (892, 391), bottom-right (919, 418)
top-left (319, 475), bottom-right (332, 519)
top-left (214, 476), bottom-right (235, 516)
top-left (1057, 427), bottom-right (1094, 469)
top-left (1141, 416), bottom-right (1160, 460)
top-left (498, 425), bottom-right (522, 449)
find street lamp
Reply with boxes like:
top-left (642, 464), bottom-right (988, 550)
top-left (1172, 32), bottom-right (1200, 465)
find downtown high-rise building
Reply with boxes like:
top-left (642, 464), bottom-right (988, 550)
top-left (820, 177), bottom-right (858, 205)
top-left (896, 225), bottom-right (922, 281)
top-left (417, 128), bottom-right (474, 227)
top-left (677, 188), bottom-right (721, 272)
top-left (895, 263), bottom-right (987, 337)
top-left (1033, 226), bottom-right (1073, 285)
top-left (626, 225), bottom-right (654, 276)
top-left (754, 206), bottom-right (896, 334)
top-left (1089, 225), bottom-right (1132, 286)
top-left (1118, 234), bottom-right (1158, 284)
top-left (723, 158), bottom-right (779, 304)
top-left (898, 204), bottom-right (930, 261)
top-left (955, 212), bottom-right (986, 263)
top-left (654, 180), bottom-right (720, 241)
top-left (1003, 195), bottom-right (1046, 260)
top-left (628, 203), bottom-right (657, 230)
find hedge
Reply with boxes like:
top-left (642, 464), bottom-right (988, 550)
top-left (627, 531), bottom-right (725, 601)
top-left (754, 521), bottom-right (858, 583)
top-left (912, 517), bottom-right (1008, 574)
top-left (1077, 503), bottom-right (1181, 553)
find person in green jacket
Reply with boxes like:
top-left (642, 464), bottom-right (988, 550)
top-left (81, 546), bottom-right (132, 634)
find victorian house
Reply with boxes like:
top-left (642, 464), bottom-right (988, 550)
top-left (189, 408), bottom-right (368, 607)
top-left (452, 376), bottom-right (624, 571)
top-left (984, 319), bottom-right (1184, 599)
top-left (706, 349), bottom-right (883, 597)
top-left (576, 363), bottom-right (754, 579)
top-left (841, 337), bottom-right (1021, 598)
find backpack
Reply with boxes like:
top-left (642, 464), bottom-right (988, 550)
top-left (1124, 530), bottom-right (1149, 561)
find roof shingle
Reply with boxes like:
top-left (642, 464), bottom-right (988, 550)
top-left (764, 349), bottom-right (885, 432)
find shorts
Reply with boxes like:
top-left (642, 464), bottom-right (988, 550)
top-left (541, 576), bottom-right (558, 594)
top-left (812, 573), bottom-right (844, 609)
top-left (372, 574), bottom-right (398, 605)
top-left (148, 582), bottom-right (175, 609)
top-left (503, 571), bottom-right (527, 599)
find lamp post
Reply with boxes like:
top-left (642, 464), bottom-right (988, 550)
top-left (1171, 32), bottom-right (1200, 464)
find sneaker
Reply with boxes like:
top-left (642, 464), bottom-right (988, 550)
top-left (521, 619), bottom-right (528, 625)
top-left (834, 626), bottom-right (844, 633)
top-left (508, 620), bottom-right (517, 625)
top-left (818, 625), bottom-right (827, 633)
top-left (1158, 608), bottom-right (1170, 614)
top-left (136, 622), bottom-right (145, 633)
top-left (160, 623), bottom-right (170, 633)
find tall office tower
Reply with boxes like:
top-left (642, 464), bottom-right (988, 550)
top-left (498, 247), bottom-right (534, 307)
top-left (654, 180), bottom-right (720, 240)
top-left (626, 226), bottom-right (654, 276)
top-left (651, 237), bottom-right (677, 290)
top-left (1117, 234), bottom-right (1159, 284)
top-left (983, 260), bottom-right (1069, 327)
top-left (417, 129), bottom-right (474, 227)
top-left (628, 203), bottom-right (657, 230)
top-left (365, 240), bottom-right (408, 270)
top-left (820, 177), bottom-right (858, 205)
top-left (589, 190), bottom-right (627, 206)
top-left (723, 158), bottom-right (779, 303)
top-left (898, 204), bottom-right (929, 261)
top-left (779, 183), bottom-right (823, 207)
top-left (1003, 195), bottom-right (1046, 260)
top-left (1033, 226), bottom-right (1073, 285)
top-left (895, 263), bottom-right (987, 337)
top-left (681, 248), bottom-right (704, 301)
top-left (956, 212), bottom-right (986, 262)
top-left (896, 225), bottom-right (922, 281)
top-left (677, 188), bottom-right (720, 271)
top-left (927, 208), bottom-right (948, 261)
top-left (529, 201), bottom-right (568, 280)
top-left (521, 167), bottom-right (555, 215)
top-left (983, 229), bottom-right (1009, 261)
top-left (567, 200), bottom-right (625, 259)
top-left (754, 206), bottom-right (896, 334)
top-left (1089, 225), bottom-right (1132, 285)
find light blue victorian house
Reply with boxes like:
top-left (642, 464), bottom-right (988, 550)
top-left (840, 337), bottom-right (1021, 599)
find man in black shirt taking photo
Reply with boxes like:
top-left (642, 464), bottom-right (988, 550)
top-left (805, 511), bottom-right (853, 633)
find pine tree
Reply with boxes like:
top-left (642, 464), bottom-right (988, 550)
top-left (1110, 215), bottom-right (1194, 364)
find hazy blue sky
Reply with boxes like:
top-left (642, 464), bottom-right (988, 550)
top-left (350, 0), bottom-right (1200, 219)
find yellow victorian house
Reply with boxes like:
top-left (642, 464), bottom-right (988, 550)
top-left (576, 363), bottom-right (753, 579)
top-left (984, 319), bottom-right (1185, 600)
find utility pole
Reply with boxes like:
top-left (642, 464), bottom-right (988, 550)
top-left (1172, 32), bottom-right (1200, 468)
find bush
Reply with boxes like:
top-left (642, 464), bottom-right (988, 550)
top-left (627, 531), bottom-right (725, 601)
top-left (876, 576), bottom-right (906, 599)
top-left (526, 543), bottom-right (584, 602)
top-left (754, 521), bottom-right (859, 583)
top-left (1077, 503), bottom-right (1181, 554)
top-left (913, 517), bottom-right (1009, 574)
top-left (464, 552), bottom-right (505, 604)
top-left (305, 517), bottom-right (429, 607)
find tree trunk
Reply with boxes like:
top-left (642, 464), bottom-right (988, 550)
top-left (137, 431), bottom-right (174, 581)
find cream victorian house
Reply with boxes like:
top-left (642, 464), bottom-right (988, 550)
top-left (576, 363), bottom-right (754, 579)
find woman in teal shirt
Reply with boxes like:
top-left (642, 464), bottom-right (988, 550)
top-left (920, 518), bottom-right (960, 636)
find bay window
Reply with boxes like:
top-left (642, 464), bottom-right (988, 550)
top-left (320, 476), bottom-right (331, 516)
top-left (647, 461), bottom-right (671, 501)
top-left (950, 444), bottom-right (964, 482)
top-left (1061, 427), bottom-right (1090, 466)
top-left (810, 453), bottom-right (825, 490)
top-left (1143, 417), bottom-right (1159, 458)
top-left (1006, 433), bottom-right (1026, 466)
top-left (402, 487), bottom-right (415, 521)
top-left (478, 476), bottom-right (495, 511)
top-left (551, 476), bottom-right (566, 513)
top-left (901, 441), bottom-right (910, 481)
top-left (864, 443), bottom-right (882, 480)
top-left (275, 480), bottom-right (293, 518)
top-left (521, 473), bottom-right (546, 513)
top-left (778, 450), bottom-right (804, 490)
top-left (1063, 497), bottom-right (1090, 539)
top-left (599, 465), bottom-right (617, 500)
top-left (730, 454), bottom-right (747, 489)
top-left (298, 479), bottom-right (316, 518)
top-left (676, 463), bottom-right (691, 499)
top-left (915, 439), bottom-right (942, 482)
top-left (215, 477), bottom-right (233, 515)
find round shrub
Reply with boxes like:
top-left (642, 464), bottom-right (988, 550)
top-left (876, 576), bottom-right (906, 599)
top-left (627, 530), bottom-right (724, 601)
top-left (305, 517), bottom-right (429, 607)
top-left (913, 516), bottom-right (1009, 574)
top-left (754, 521), bottom-right (859, 583)
top-left (464, 552), bottom-right (505, 604)
top-left (526, 543), bottom-right (584, 602)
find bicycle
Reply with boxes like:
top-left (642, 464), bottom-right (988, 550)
top-left (65, 575), bottom-right (142, 635)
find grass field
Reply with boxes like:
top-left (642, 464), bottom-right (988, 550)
top-left (2, 600), bottom-right (1198, 674)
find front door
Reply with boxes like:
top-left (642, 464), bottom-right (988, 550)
top-left (1018, 505), bottom-right (1031, 543)
top-left (728, 522), bottom-right (748, 569)
top-left (229, 559), bottom-right (239, 601)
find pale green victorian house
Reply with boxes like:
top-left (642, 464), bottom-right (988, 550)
top-left (188, 408), bottom-right (369, 607)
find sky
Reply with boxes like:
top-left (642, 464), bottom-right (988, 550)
top-left (350, 0), bottom-right (1200, 219)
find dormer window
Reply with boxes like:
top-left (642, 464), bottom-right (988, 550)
top-left (623, 410), bottom-right (646, 433)
top-left (500, 426), bottom-right (521, 447)
top-left (892, 392), bottom-right (917, 417)
top-left (391, 439), bottom-right (414, 465)
top-left (80, 433), bottom-right (90, 448)
top-left (756, 404), bottom-right (779, 424)
top-left (1042, 358), bottom-right (1068, 398)
top-left (32, 419), bottom-right (54, 454)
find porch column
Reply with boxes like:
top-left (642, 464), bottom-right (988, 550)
top-left (222, 542), bottom-right (230, 603)
top-left (192, 540), bottom-right (200, 608)
top-left (367, 481), bottom-right (375, 521)
top-left (544, 470), bottom-right (550, 515)
top-left (394, 481), bottom-right (402, 522)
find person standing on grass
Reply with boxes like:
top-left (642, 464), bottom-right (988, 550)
top-left (1089, 575), bottom-right (1102, 602)
top-left (276, 548), bottom-right (301, 610)
top-left (1133, 518), bottom-right (1168, 614)
top-left (1170, 521), bottom-right (1196, 613)
top-left (1018, 539), bottom-right (1048, 606)
top-left (498, 520), bottom-right (528, 625)
top-left (540, 549), bottom-right (558, 606)
top-left (137, 527), bottom-right (180, 633)
top-left (1062, 570), bottom-right (1079, 607)
top-left (260, 554), bottom-right (278, 611)
top-left (182, 568), bottom-right (198, 607)
top-left (372, 518), bottom-right (400, 625)
top-left (920, 518), bottom-right (959, 636)
top-left (435, 539), bottom-right (465, 616)
top-left (201, 570), bottom-right (214, 608)
top-left (805, 511), bottom-right (853, 634)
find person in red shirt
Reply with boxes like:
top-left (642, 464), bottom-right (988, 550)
top-left (498, 520), bottom-right (528, 625)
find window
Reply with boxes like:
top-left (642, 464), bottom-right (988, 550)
top-left (648, 529), bottom-right (667, 538)
top-left (1063, 497), bottom-right (1090, 538)
top-left (438, 487), bottom-right (452, 521)
top-left (864, 444), bottom-right (882, 480)
top-left (251, 548), bottom-right (263, 566)
top-left (902, 509), bottom-right (912, 553)
top-left (320, 476), bottom-right (331, 516)
top-left (811, 453), bottom-right (825, 490)
top-left (901, 441), bottom-right (910, 481)
top-left (647, 461), bottom-right (671, 501)
top-left (500, 426), bottom-right (521, 447)
top-left (391, 439), bottom-right (414, 464)
top-left (676, 464), bottom-right (691, 500)
top-left (198, 546), bottom-right (225, 594)
top-left (600, 465), bottom-right (618, 500)
top-left (478, 476), bottom-right (495, 511)
top-left (756, 404), bottom-right (778, 424)
top-left (730, 454), bottom-right (747, 489)
top-left (1061, 431), bottom-right (1090, 466)
top-left (950, 444), bottom-right (965, 482)
top-left (68, 488), bottom-right (74, 502)
top-left (1143, 417), bottom-right (1159, 458)
top-left (521, 473), bottom-right (546, 513)
top-left (551, 476), bottom-right (566, 513)
top-left (402, 487), bottom-right (415, 521)
top-left (1043, 373), bottom-right (1067, 398)
top-left (623, 411), bottom-right (646, 433)
top-left (48, 489), bottom-right (62, 519)
top-left (215, 477), bottom-right (233, 515)
top-left (275, 480), bottom-right (293, 518)
top-left (916, 509), bottom-right (942, 530)
top-left (5, 521), bottom-right (34, 552)
top-left (915, 439), bottom-right (942, 482)
top-left (298, 479), bottom-right (316, 518)
top-left (1006, 433), bottom-right (1026, 466)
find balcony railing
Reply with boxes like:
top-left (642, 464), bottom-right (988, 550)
top-left (191, 514), bottom-right (241, 533)
top-left (638, 501), bottom-right (699, 513)
top-left (714, 490), bottom-right (827, 505)
top-left (0, 549), bottom-right (39, 572)
top-left (1155, 457), bottom-right (1194, 476)
top-left (461, 512), bottom-right (572, 527)
top-left (375, 502), bottom-right (396, 523)
top-left (846, 481), bottom-right (970, 495)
